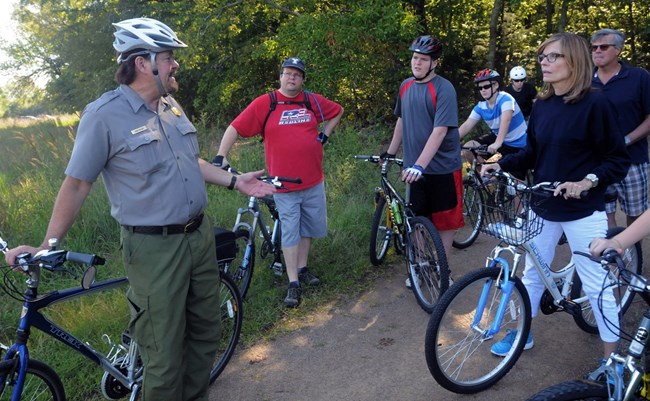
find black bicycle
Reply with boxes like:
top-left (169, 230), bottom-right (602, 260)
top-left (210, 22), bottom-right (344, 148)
top-left (354, 154), bottom-right (450, 313)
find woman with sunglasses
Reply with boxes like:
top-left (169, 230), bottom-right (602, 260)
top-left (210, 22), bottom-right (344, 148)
top-left (459, 68), bottom-right (528, 179)
top-left (480, 32), bottom-right (630, 372)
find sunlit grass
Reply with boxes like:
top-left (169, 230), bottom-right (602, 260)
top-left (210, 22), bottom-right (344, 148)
top-left (0, 117), bottom-right (394, 399)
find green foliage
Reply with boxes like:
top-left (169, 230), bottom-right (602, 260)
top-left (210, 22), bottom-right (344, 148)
top-left (3, 0), bottom-right (649, 123)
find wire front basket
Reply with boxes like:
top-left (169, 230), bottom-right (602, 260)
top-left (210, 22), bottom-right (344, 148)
top-left (477, 177), bottom-right (544, 246)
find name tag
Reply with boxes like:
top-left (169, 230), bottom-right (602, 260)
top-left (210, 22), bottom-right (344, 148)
top-left (131, 126), bottom-right (147, 135)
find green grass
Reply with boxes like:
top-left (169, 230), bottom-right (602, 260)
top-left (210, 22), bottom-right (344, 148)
top-left (0, 117), bottom-right (395, 399)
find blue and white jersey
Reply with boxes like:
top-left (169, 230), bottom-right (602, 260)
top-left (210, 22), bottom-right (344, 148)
top-left (469, 91), bottom-right (527, 148)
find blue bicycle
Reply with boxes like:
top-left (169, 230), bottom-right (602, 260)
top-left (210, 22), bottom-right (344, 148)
top-left (0, 234), bottom-right (242, 400)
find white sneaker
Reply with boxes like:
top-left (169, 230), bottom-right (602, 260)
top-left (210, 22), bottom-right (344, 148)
top-left (405, 275), bottom-right (420, 288)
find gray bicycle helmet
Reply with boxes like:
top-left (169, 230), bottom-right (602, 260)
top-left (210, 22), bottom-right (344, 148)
top-left (113, 17), bottom-right (187, 63)
top-left (474, 68), bottom-right (501, 83)
top-left (409, 35), bottom-right (443, 59)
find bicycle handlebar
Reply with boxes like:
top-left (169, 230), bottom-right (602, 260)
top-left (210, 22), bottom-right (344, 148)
top-left (0, 236), bottom-right (105, 272)
top-left (485, 170), bottom-right (589, 199)
top-left (212, 159), bottom-right (302, 189)
top-left (354, 155), bottom-right (404, 166)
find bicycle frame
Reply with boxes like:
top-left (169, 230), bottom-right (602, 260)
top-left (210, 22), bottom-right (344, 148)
top-left (233, 195), bottom-right (283, 272)
top-left (473, 239), bottom-right (595, 340)
top-left (2, 276), bottom-right (141, 401)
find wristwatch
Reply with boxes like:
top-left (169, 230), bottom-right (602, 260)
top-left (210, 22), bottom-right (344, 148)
top-left (584, 173), bottom-right (599, 188)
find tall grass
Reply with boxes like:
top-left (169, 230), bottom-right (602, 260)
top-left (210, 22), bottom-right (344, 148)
top-left (0, 116), bottom-right (395, 399)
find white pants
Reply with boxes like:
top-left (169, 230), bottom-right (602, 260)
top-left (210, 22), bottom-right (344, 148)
top-left (522, 210), bottom-right (619, 343)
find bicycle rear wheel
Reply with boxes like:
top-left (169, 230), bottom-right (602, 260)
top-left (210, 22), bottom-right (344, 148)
top-left (222, 229), bottom-right (255, 299)
top-left (0, 358), bottom-right (65, 401)
top-left (209, 272), bottom-right (243, 383)
top-left (406, 216), bottom-right (449, 313)
top-left (425, 268), bottom-right (532, 394)
top-left (369, 197), bottom-right (393, 266)
top-left (525, 379), bottom-right (608, 400)
top-left (453, 174), bottom-right (484, 249)
top-left (570, 227), bottom-right (643, 334)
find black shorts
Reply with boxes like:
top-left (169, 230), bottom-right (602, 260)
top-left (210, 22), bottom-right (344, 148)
top-left (409, 172), bottom-right (458, 217)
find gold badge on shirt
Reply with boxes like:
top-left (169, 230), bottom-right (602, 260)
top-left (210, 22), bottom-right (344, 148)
top-left (171, 106), bottom-right (182, 117)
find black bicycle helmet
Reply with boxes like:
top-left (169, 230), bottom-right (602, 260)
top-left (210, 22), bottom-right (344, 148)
top-left (474, 68), bottom-right (501, 84)
top-left (409, 35), bottom-right (443, 59)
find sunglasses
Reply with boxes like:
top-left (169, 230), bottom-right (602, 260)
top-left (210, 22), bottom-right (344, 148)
top-left (477, 83), bottom-right (493, 90)
top-left (512, 79), bottom-right (525, 83)
top-left (591, 44), bottom-right (616, 52)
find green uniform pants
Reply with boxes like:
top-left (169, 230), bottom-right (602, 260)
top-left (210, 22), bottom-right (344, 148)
top-left (121, 217), bottom-right (220, 401)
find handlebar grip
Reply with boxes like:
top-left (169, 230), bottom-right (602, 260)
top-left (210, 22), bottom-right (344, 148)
top-left (66, 252), bottom-right (106, 266)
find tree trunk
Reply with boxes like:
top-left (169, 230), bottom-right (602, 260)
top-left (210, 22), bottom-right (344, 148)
top-left (487, 0), bottom-right (504, 69)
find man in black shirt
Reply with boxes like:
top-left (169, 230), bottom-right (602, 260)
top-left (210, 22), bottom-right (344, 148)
top-left (504, 66), bottom-right (537, 121)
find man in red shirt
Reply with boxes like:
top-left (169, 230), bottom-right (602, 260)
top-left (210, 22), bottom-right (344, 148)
top-left (215, 57), bottom-right (344, 307)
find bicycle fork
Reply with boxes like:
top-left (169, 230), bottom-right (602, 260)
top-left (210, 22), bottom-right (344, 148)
top-left (471, 256), bottom-right (521, 339)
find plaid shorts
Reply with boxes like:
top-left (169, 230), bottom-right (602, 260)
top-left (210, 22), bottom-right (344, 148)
top-left (605, 162), bottom-right (649, 217)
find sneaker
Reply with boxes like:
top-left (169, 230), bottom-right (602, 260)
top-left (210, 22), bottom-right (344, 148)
top-left (490, 329), bottom-right (534, 356)
top-left (298, 268), bottom-right (321, 286)
top-left (405, 275), bottom-right (421, 289)
top-left (284, 286), bottom-right (302, 308)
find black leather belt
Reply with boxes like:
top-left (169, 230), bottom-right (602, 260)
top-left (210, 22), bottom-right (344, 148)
top-left (124, 213), bottom-right (204, 235)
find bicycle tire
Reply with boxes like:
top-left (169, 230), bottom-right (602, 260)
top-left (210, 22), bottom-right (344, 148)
top-left (0, 358), bottom-right (66, 400)
top-left (222, 229), bottom-right (255, 299)
top-left (425, 267), bottom-right (532, 394)
top-left (453, 174), bottom-right (484, 249)
top-left (209, 272), bottom-right (243, 383)
top-left (406, 216), bottom-right (449, 313)
top-left (570, 227), bottom-right (643, 334)
top-left (525, 379), bottom-right (608, 401)
top-left (369, 197), bottom-right (392, 266)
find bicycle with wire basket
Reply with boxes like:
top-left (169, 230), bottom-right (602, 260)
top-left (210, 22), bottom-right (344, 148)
top-left (0, 235), bottom-right (242, 400)
top-left (526, 250), bottom-right (650, 401)
top-left (424, 170), bottom-right (643, 394)
top-left (354, 154), bottom-right (450, 313)
top-left (218, 170), bottom-right (302, 299)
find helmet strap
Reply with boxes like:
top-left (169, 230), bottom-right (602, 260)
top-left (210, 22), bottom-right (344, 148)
top-left (149, 52), bottom-right (169, 97)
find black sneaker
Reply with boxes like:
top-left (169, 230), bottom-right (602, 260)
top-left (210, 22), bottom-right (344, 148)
top-left (284, 286), bottom-right (302, 308)
top-left (298, 268), bottom-right (321, 286)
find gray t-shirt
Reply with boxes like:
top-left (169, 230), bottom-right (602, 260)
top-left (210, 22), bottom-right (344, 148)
top-left (394, 75), bottom-right (461, 174)
top-left (66, 85), bottom-right (207, 226)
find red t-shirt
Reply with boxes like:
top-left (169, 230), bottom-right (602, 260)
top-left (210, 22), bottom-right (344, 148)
top-left (231, 90), bottom-right (342, 191)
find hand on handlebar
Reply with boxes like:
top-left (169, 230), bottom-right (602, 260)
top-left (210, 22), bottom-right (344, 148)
top-left (589, 237), bottom-right (623, 258)
top-left (4, 245), bottom-right (40, 267)
top-left (554, 181), bottom-right (590, 200)
top-left (211, 155), bottom-right (231, 170)
top-left (480, 162), bottom-right (501, 177)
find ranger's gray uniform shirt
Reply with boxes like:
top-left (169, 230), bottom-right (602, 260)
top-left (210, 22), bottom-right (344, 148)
top-left (66, 84), bottom-right (207, 226)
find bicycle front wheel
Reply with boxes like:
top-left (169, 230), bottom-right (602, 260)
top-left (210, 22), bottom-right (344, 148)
top-left (453, 174), bottom-right (484, 249)
top-left (0, 358), bottom-right (65, 401)
top-left (425, 268), bottom-right (532, 394)
top-left (525, 379), bottom-right (608, 401)
top-left (222, 229), bottom-right (255, 299)
top-left (570, 226), bottom-right (643, 334)
top-left (406, 216), bottom-right (449, 313)
top-left (209, 272), bottom-right (243, 383)
top-left (370, 197), bottom-right (393, 266)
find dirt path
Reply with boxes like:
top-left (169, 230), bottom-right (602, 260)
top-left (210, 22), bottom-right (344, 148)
top-left (209, 234), bottom-right (647, 401)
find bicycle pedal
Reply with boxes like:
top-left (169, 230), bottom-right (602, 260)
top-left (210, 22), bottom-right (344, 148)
top-left (559, 299), bottom-right (582, 317)
top-left (271, 262), bottom-right (284, 276)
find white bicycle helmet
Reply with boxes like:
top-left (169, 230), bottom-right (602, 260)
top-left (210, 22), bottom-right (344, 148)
top-left (113, 17), bottom-right (187, 63)
top-left (509, 66), bottom-right (527, 80)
